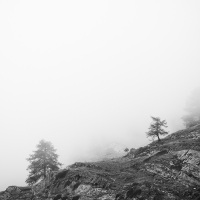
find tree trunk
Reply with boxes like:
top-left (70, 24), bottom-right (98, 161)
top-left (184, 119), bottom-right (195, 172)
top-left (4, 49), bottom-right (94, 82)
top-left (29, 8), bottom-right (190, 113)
top-left (44, 165), bottom-right (46, 178)
top-left (44, 146), bottom-right (47, 178)
top-left (157, 134), bottom-right (161, 141)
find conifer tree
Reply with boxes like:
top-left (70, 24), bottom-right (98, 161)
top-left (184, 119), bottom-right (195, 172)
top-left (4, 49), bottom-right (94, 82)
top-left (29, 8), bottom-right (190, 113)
top-left (26, 140), bottom-right (62, 185)
top-left (146, 117), bottom-right (168, 141)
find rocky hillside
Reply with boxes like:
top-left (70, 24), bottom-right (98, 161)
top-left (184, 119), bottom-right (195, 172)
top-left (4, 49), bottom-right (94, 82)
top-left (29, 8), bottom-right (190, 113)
top-left (2, 124), bottom-right (200, 200)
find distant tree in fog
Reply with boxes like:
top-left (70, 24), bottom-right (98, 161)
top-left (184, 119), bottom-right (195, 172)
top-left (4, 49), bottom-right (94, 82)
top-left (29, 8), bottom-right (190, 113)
top-left (124, 148), bottom-right (129, 152)
top-left (146, 117), bottom-right (168, 141)
top-left (182, 88), bottom-right (200, 128)
top-left (26, 140), bottom-right (62, 185)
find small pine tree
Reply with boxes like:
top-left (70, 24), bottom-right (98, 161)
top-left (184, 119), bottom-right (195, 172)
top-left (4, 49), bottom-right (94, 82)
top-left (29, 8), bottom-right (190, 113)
top-left (124, 148), bottom-right (129, 152)
top-left (26, 139), bottom-right (62, 185)
top-left (146, 117), bottom-right (168, 141)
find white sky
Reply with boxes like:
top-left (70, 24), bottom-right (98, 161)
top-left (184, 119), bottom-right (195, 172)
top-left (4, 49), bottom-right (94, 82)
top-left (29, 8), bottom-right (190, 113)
top-left (0, 0), bottom-right (200, 191)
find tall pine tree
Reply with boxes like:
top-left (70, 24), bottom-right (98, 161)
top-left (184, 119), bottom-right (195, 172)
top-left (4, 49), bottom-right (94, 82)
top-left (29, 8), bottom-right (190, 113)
top-left (26, 140), bottom-right (62, 185)
top-left (146, 117), bottom-right (168, 141)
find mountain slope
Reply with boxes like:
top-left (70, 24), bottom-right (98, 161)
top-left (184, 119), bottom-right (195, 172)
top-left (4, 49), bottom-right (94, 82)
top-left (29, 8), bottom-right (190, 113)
top-left (2, 124), bottom-right (200, 200)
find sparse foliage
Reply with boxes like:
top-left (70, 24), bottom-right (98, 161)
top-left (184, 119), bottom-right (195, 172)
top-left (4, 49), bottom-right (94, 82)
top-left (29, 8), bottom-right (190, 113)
top-left (146, 117), bottom-right (168, 141)
top-left (124, 148), bottom-right (129, 152)
top-left (26, 140), bottom-right (62, 185)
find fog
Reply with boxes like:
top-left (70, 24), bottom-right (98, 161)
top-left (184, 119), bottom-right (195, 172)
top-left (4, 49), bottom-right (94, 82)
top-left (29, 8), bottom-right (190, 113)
top-left (185, 88), bottom-right (200, 117)
top-left (0, 0), bottom-right (200, 191)
top-left (182, 87), bottom-right (200, 127)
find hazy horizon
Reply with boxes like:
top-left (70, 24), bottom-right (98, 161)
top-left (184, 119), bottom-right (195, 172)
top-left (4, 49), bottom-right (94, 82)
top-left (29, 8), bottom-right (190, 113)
top-left (1, 0), bottom-right (200, 191)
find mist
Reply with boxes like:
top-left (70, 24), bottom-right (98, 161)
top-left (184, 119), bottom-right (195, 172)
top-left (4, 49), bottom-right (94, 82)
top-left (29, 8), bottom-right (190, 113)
top-left (0, 0), bottom-right (200, 191)
top-left (182, 87), bottom-right (200, 127)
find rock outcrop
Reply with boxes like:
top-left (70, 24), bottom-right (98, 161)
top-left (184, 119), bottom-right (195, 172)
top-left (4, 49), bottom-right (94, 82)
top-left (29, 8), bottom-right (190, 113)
top-left (0, 186), bottom-right (32, 200)
top-left (2, 124), bottom-right (200, 199)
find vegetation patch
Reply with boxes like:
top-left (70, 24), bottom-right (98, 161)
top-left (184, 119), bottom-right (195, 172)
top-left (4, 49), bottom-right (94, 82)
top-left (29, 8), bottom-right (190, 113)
top-left (55, 170), bottom-right (68, 180)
